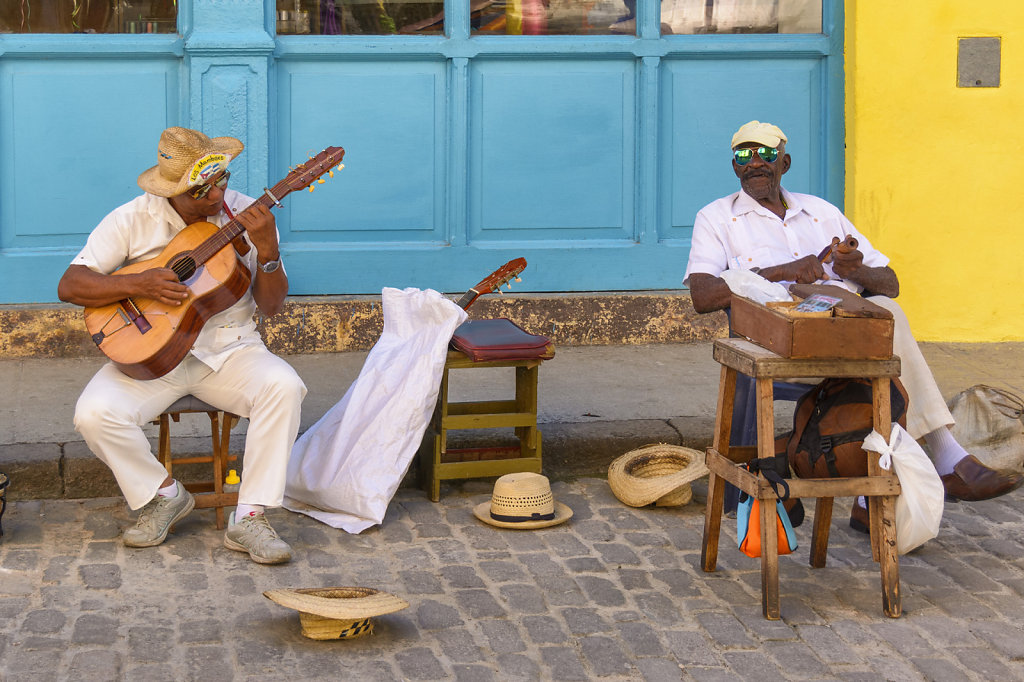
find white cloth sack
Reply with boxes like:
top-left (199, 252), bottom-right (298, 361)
top-left (720, 269), bottom-right (792, 305)
top-left (284, 287), bottom-right (468, 533)
top-left (863, 424), bottom-right (944, 554)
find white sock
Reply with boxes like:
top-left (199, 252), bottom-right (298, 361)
top-left (157, 480), bottom-right (178, 498)
top-left (233, 504), bottom-right (264, 521)
top-left (923, 426), bottom-right (969, 476)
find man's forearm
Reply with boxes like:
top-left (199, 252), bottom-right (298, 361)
top-left (688, 273), bottom-right (733, 313)
top-left (846, 265), bottom-right (899, 298)
top-left (253, 268), bottom-right (289, 317)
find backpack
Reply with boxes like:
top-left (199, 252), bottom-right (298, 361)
top-left (786, 378), bottom-right (909, 479)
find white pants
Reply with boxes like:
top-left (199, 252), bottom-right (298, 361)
top-left (867, 296), bottom-right (954, 439)
top-left (74, 345), bottom-right (306, 510)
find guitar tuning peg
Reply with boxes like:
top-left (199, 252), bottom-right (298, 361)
top-left (506, 282), bottom-right (512, 290)
top-left (328, 170), bottom-right (334, 178)
top-left (514, 276), bottom-right (522, 283)
top-left (308, 185), bottom-right (315, 192)
top-left (317, 178), bottom-right (325, 184)
top-left (337, 163), bottom-right (345, 171)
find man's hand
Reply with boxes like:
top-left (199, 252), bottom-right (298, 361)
top-left (831, 247), bottom-right (864, 280)
top-left (236, 204), bottom-right (279, 262)
top-left (132, 268), bottom-right (189, 306)
top-left (58, 263), bottom-right (189, 308)
top-left (761, 255), bottom-right (825, 284)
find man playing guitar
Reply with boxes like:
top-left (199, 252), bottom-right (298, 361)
top-left (58, 127), bottom-right (305, 564)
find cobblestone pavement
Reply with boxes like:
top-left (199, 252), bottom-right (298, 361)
top-left (1, 479), bottom-right (1023, 681)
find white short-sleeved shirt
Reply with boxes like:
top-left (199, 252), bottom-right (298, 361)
top-left (683, 188), bottom-right (889, 295)
top-left (72, 189), bottom-right (282, 372)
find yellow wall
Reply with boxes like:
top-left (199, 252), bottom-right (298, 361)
top-left (846, 1), bottom-right (1024, 341)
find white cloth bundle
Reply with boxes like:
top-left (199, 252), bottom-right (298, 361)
top-left (284, 287), bottom-right (468, 533)
top-left (862, 424), bottom-right (944, 554)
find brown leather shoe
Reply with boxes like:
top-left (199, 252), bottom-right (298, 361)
top-left (941, 455), bottom-right (1024, 502)
top-left (849, 501), bottom-right (869, 534)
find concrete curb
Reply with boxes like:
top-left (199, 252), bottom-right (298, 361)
top-left (0, 417), bottom-right (718, 502)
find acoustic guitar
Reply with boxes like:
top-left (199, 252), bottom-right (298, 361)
top-left (456, 257), bottom-right (527, 310)
top-left (84, 147), bottom-right (346, 381)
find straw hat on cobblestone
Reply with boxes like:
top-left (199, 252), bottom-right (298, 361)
top-left (263, 586), bottom-right (409, 640)
top-left (473, 472), bottom-right (572, 529)
top-left (608, 444), bottom-right (708, 507)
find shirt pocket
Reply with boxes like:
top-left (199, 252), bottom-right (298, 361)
top-left (728, 247), bottom-right (774, 272)
top-left (212, 319), bottom-right (258, 345)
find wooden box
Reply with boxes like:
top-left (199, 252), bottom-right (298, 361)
top-left (730, 292), bottom-right (894, 360)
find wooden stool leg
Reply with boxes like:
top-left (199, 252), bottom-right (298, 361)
top-left (701, 471), bottom-right (725, 572)
top-left (515, 365), bottom-right (540, 459)
top-left (871, 377), bottom-right (901, 617)
top-left (702, 365), bottom-right (736, 573)
top-left (158, 414), bottom-right (173, 476)
top-left (422, 368), bottom-right (450, 503)
top-left (429, 435), bottom-right (442, 503)
top-left (755, 376), bottom-right (781, 620)
top-left (760, 491), bottom-right (781, 620)
top-left (810, 497), bottom-right (833, 568)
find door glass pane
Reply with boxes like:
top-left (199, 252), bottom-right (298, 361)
top-left (662, 0), bottom-right (821, 35)
top-left (471, 0), bottom-right (634, 35)
top-left (0, 0), bottom-right (176, 33)
top-left (277, 0), bottom-right (445, 34)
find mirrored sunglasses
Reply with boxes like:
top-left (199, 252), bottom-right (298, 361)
top-left (733, 147), bottom-right (779, 166)
top-left (189, 170), bottom-right (231, 199)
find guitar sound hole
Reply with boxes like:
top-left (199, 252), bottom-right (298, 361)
top-left (171, 256), bottom-right (197, 282)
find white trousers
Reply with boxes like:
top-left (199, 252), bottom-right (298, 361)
top-left (866, 296), bottom-right (954, 439)
top-left (74, 345), bottom-right (306, 510)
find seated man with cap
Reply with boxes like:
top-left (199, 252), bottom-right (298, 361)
top-left (58, 127), bottom-right (306, 564)
top-left (683, 120), bottom-right (1022, 530)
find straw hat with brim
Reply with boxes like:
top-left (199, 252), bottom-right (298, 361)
top-left (473, 472), bottom-right (573, 529)
top-left (263, 587), bottom-right (409, 640)
top-left (608, 444), bottom-right (709, 507)
top-left (137, 127), bottom-right (244, 198)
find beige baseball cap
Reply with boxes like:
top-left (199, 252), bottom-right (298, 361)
top-left (731, 120), bottom-right (787, 149)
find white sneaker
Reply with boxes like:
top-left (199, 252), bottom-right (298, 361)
top-left (224, 512), bottom-right (292, 564)
top-left (123, 484), bottom-right (195, 547)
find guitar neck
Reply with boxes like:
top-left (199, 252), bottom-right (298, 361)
top-left (456, 288), bottom-right (480, 310)
top-left (187, 189), bottom-right (281, 269)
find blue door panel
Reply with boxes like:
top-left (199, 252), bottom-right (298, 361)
top-left (0, 1), bottom-right (843, 303)
top-left (0, 60), bottom-right (178, 249)
top-left (659, 57), bottom-right (820, 244)
top-left (469, 59), bottom-right (635, 242)
top-left (275, 61), bottom-right (447, 242)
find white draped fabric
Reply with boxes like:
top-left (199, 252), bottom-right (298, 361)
top-left (284, 287), bottom-right (468, 532)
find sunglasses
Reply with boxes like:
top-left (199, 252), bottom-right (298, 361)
top-left (733, 146), bottom-right (779, 166)
top-left (189, 170), bottom-right (230, 199)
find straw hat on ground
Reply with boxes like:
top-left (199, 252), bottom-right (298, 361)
top-left (608, 444), bottom-right (709, 507)
top-left (473, 472), bottom-right (572, 529)
top-left (137, 127), bottom-right (244, 197)
top-left (263, 586), bottom-right (409, 640)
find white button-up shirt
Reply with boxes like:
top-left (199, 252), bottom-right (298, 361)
top-left (684, 188), bottom-right (889, 295)
top-left (72, 190), bottom-right (278, 372)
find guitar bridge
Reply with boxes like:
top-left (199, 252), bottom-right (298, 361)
top-left (120, 298), bottom-right (152, 335)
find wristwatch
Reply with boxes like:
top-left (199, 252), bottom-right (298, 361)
top-left (258, 258), bottom-right (281, 274)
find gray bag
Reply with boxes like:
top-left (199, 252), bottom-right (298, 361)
top-left (948, 385), bottom-right (1024, 472)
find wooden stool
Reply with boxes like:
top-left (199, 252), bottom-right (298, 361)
top-left (420, 350), bottom-right (548, 502)
top-left (700, 338), bottom-right (903, 619)
top-left (154, 395), bottom-right (239, 529)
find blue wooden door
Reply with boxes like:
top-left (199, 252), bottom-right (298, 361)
top-left (0, 0), bottom-right (843, 302)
